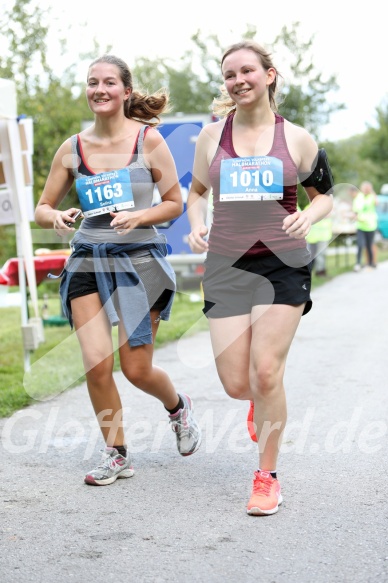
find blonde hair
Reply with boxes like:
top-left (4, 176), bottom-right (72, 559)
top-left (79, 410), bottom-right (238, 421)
top-left (212, 40), bottom-right (281, 118)
top-left (360, 181), bottom-right (375, 194)
top-left (88, 54), bottom-right (171, 126)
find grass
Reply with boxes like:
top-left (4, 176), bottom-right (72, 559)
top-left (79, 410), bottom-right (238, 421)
top-left (1, 244), bottom-right (387, 418)
top-left (0, 288), bottom-right (207, 418)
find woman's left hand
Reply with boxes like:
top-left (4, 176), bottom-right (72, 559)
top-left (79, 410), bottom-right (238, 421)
top-left (282, 211), bottom-right (312, 240)
top-left (110, 210), bottom-right (145, 235)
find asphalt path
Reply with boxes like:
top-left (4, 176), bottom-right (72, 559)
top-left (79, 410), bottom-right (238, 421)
top-left (1, 263), bottom-right (388, 583)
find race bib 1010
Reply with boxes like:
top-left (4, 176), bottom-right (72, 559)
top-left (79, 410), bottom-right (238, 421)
top-left (220, 156), bottom-right (284, 201)
top-left (76, 168), bottom-right (134, 218)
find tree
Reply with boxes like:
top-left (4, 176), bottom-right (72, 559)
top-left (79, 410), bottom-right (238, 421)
top-left (132, 35), bottom-right (221, 115)
top-left (322, 136), bottom-right (378, 189)
top-left (0, 7), bottom-right (376, 264)
top-left (359, 100), bottom-right (388, 191)
top-left (132, 57), bottom-right (170, 94)
top-left (18, 81), bottom-right (91, 201)
top-left (133, 23), bottom-right (344, 140)
top-left (0, 0), bottom-right (50, 90)
top-left (273, 23), bottom-right (344, 138)
top-left (0, 1), bottom-right (104, 262)
top-left (0, 0), bottom-right (51, 262)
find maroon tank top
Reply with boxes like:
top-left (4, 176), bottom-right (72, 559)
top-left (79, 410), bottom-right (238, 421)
top-left (208, 112), bottom-right (306, 257)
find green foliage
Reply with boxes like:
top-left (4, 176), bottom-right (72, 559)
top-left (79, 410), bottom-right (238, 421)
top-left (359, 100), bottom-right (388, 191)
top-left (0, 225), bottom-right (19, 261)
top-left (1, 5), bottom-right (388, 418)
top-left (133, 22), bottom-right (344, 133)
top-left (3, 249), bottom-right (388, 418)
top-left (0, 292), bottom-right (207, 418)
top-left (18, 82), bottom-right (90, 199)
top-left (274, 23), bottom-right (344, 136)
top-left (0, 1), bottom-right (103, 264)
top-left (1, 2), bottom-right (388, 263)
top-left (132, 36), bottom-right (221, 115)
top-left (166, 65), bottom-right (214, 114)
top-left (132, 57), bottom-right (170, 94)
top-left (322, 137), bottom-right (379, 189)
top-left (0, 0), bottom-right (50, 88)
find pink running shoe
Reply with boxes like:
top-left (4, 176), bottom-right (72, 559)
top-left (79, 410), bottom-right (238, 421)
top-left (247, 470), bottom-right (283, 516)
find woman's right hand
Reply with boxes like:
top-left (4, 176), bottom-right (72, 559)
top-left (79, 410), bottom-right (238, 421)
top-left (53, 208), bottom-right (81, 236)
top-left (188, 225), bottom-right (209, 253)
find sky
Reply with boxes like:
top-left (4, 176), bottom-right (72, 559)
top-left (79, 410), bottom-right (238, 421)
top-left (5, 0), bottom-right (388, 142)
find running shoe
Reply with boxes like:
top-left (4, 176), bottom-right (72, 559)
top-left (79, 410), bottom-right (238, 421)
top-left (169, 393), bottom-right (202, 456)
top-left (247, 400), bottom-right (258, 442)
top-left (84, 446), bottom-right (134, 486)
top-left (246, 470), bottom-right (283, 516)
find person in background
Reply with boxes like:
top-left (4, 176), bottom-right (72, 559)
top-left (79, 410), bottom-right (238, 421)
top-left (187, 40), bottom-right (333, 516)
top-left (35, 54), bottom-right (201, 487)
top-left (305, 205), bottom-right (333, 277)
top-left (352, 180), bottom-right (378, 271)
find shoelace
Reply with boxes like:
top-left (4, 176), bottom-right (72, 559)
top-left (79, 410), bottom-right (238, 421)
top-left (252, 475), bottom-right (273, 497)
top-left (170, 412), bottom-right (190, 437)
top-left (96, 451), bottom-right (121, 472)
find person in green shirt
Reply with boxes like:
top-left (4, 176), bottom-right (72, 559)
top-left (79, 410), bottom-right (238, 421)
top-left (305, 207), bottom-right (333, 276)
top-left (352, 181), bottom-right (378, 271)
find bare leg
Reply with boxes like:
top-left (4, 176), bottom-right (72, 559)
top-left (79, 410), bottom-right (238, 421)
top-left (71, 293), bottom-right (126, 447)
top-left (116, 307), bottom-right (201, 458)
top-left (118, 309), bottom-right (180, 410)
top-left (249, 304), bottom-right (304, 469)
top-left (208, 303), bottom-right (304, 471)
top-left (208, 313), bottom-right (252, 400)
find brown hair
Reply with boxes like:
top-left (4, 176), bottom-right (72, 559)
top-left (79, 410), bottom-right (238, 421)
top-left (88, 54), bottom-right (171, 126)
top-left (212, 40), bottom-right (282, 118)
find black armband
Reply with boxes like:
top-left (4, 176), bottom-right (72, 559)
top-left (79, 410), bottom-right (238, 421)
top-left (299, 148), bottom-right (334, 194)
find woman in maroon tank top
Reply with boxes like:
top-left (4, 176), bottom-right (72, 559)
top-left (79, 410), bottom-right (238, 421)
top-left (187, 40), bottom-right (333, 516)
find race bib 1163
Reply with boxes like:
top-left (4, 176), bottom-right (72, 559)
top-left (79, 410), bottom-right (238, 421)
top-left (220, 156), bottom-right (284, 201)
top-left (76, 168), bottom-right (134, 218)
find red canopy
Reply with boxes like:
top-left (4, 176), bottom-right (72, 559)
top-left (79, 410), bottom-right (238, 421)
top-left (0, 255), bottom-right (68, 286)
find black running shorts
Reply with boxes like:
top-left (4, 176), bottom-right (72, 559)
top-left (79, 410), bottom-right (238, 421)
top-left (202, 248), bottom-right (312, 318)
top-left (67, 255), bottom-right (173, 312)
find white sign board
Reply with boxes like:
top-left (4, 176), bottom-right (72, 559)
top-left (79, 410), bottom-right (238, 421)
top-left (0, 116), bottom-right (34, 225)
top-left (0, 79), bottom-right (41, 369)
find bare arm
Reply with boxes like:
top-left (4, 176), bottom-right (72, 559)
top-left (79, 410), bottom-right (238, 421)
top-left (35, 139), bottom-right (80, 231)
top-left (187, 125), bottom-right (220, 253)
top-left (283, 127), bottom-right (334, 239)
